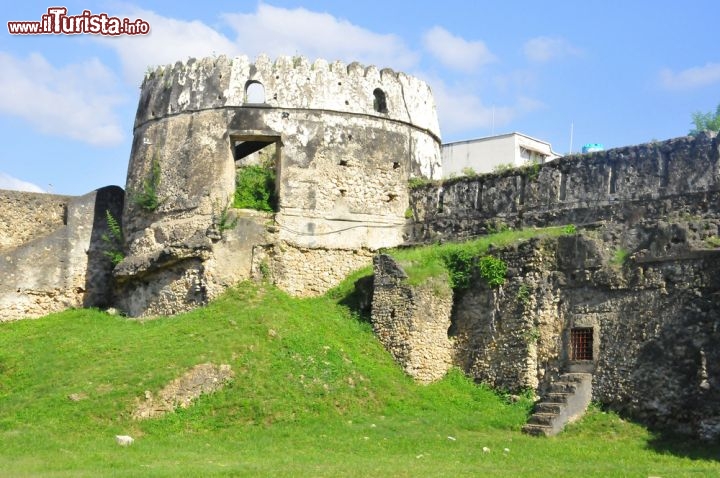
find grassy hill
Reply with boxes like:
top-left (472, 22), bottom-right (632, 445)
top-left (1, 273), bottom-right (719, 475)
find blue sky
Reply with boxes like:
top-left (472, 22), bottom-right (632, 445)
top-left (1, 1), bottom-right (718, 195)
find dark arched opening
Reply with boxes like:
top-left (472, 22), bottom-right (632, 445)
top-left (373, 88), bottom-right (388, 113)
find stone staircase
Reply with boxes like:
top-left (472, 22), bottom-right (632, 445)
top-left (522, 372), bottom-right (592, 436)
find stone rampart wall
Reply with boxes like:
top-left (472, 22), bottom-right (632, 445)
top-left (0, 186), bottom-right (124, 321)
top-left (264, 243), bottom-right (375, 297)
top-left (408, 133), bottom-right (720, 242)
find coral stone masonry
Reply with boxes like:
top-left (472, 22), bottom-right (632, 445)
top-left (116, 54), bottom-right (442, 316)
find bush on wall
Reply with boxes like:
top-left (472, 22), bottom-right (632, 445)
top-left (233, 165), bottom-right (276, 212)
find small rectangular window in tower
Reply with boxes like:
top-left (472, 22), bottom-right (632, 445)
top-left (571, 327), bottom-right (593, 361)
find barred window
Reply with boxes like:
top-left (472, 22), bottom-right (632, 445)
top-left (571, 327), bottom-right (593, 360)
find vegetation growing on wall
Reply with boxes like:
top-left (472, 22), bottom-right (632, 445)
top-left (689, 103), bottom-right (720, 136)
top-left (477, 255), bottom-right (508, 287)
top-left (408, 177), bottom-right (434, 189)
top-left (610, 248), bottom-right (629, 268)
top-left (130, 154), bottom-right (162, 212)
top-left (211, 200), bottom-right (239, 235)
top-left (382, 225), bottom-right (576, 290)
top-left (234, 165), bottom-right (277, 212)
top-left (101, 210), bottom-right (124, 265)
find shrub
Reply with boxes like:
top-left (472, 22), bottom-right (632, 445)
top-left (408, 177), bottom-right (433, 189)
top-left (461, 166), bottom-right (477, 177)
top-left (215, 201), bottom-right (238, 232)
top-left (131, 154), bottom-right (162, 212)
top-left (522, 159), bottom-right (541, 181)
top-left (705, 236), bottom-right (720, 248)
top-left (439, 247), bottom-right (475, 290)
top-left (610, 248), bottom-right (629, 267)
top-left (234, 166), bottom-right (276, 212)
top-left (516, 284), bottom-right (531, 305)
top-left (492, 162), bottom-right (515, 174)
top-left (478, 255), bottom-right (507, 287)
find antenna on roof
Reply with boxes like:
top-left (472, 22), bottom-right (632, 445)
top-left (569, 121), bottom-right (574, 154)
top-left (492, 106), bottom-right (495, 136)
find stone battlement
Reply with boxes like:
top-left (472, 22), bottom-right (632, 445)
top-left (136, 54), bottom-right (440, 139)
top-left (408, 131), bottom-right (720, 242)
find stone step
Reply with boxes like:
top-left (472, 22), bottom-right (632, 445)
top-left (523, 372), bottom-right (592, 437)
top-left (560, 372), bottom-right (592, 383)
top-left (534, 402), bottom-right (562, 415)
top-left (527, 413), bottom-right (557, 426)
top-left (546, 392), bottom-right (570, 404)
top-left (549, 381), bottom-right (579, 393)
top-left (521, 424), bottom-right (553, 437)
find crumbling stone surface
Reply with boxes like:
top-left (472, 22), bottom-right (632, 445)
top-left (370, 222), bottom-right (720, 439)
top-left (0, 190), bottom-right (71, 251)
top-left (264, 243), bottom-right (374, 297)
top-left (408, 132), bottom-right (720, 242)
top-left (133, 363), bottom-right (234, 419)
top-left (370, 254), bottom-right (454, 383)
top-left (0, 186), bottom-right (124, 321)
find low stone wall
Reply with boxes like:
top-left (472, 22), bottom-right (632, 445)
top-left (370, 254), bottom-right (454, 383)
top-left (267, 243), bottom-right (375, 297)
top-left (0, 190), bottom-right (71, 251)
top-left (0, 186), bottom-right (124, 321)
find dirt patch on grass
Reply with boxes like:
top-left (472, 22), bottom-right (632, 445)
top-left (133, 363), bottom-right (234, 419)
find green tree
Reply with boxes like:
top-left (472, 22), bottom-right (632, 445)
top-left (689, 103), bottom-right (720, 136)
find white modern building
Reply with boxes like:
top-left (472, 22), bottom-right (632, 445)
top-left (442, 132), bottom-right (560, 177)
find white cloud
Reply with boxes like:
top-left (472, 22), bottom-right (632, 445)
top-left (660, 63), bottom-right (720, 90)
top-left (96, 7), bottom-right (237, 83)
top-left (523, 36), bottom-right (582, 63)
top-left (0, 52), bottom-right (124, 146)
top-left (429, 77), bottom-right (545, 140)
top-left (433, 82), bottom-right (507, 135)
top-left (99, 3), bottom-right (417, 84)
top-left (222, 4), bottom-right (417, 69)
top-left (423, 26), bottom-right (495, 72)
top-left (0, 172), bottom-right (45, 193)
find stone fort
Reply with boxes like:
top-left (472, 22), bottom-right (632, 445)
top-left (0, 55), bottom-right (718, 440)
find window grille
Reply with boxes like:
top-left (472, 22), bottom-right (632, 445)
top-left (571, 327), bottom-right (593, 360)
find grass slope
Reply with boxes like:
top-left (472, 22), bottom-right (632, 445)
top-left (1, 278), bottom-right (719, 475)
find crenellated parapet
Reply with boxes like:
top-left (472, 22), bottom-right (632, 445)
top-left (136, 54), bottom-right (440, 140)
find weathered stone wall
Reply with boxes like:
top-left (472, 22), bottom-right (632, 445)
top-left (119, 54), bottom-right (442, 316)
top-left (370, 254), bottom-right (454, 383)
top-left (115, 209), bottom-right (272, 317)
top-left (262, 243), bottom-right (375, 297)
top-left (0, 190), bottom-right (71, 251)
top-left (408, 132), bottom-right (720, 242)
top-left (0, 186), bottom-right (124, 321)
top-left (450, 240), bottom-right (563, 392)
top-left (372, 223), bottom-right (720, 439)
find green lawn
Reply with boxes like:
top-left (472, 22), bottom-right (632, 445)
top-left (1, 281), bottom-right (718, 477)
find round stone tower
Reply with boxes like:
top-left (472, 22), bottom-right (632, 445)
top-left (116, 54), bottom-right (442, 316)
